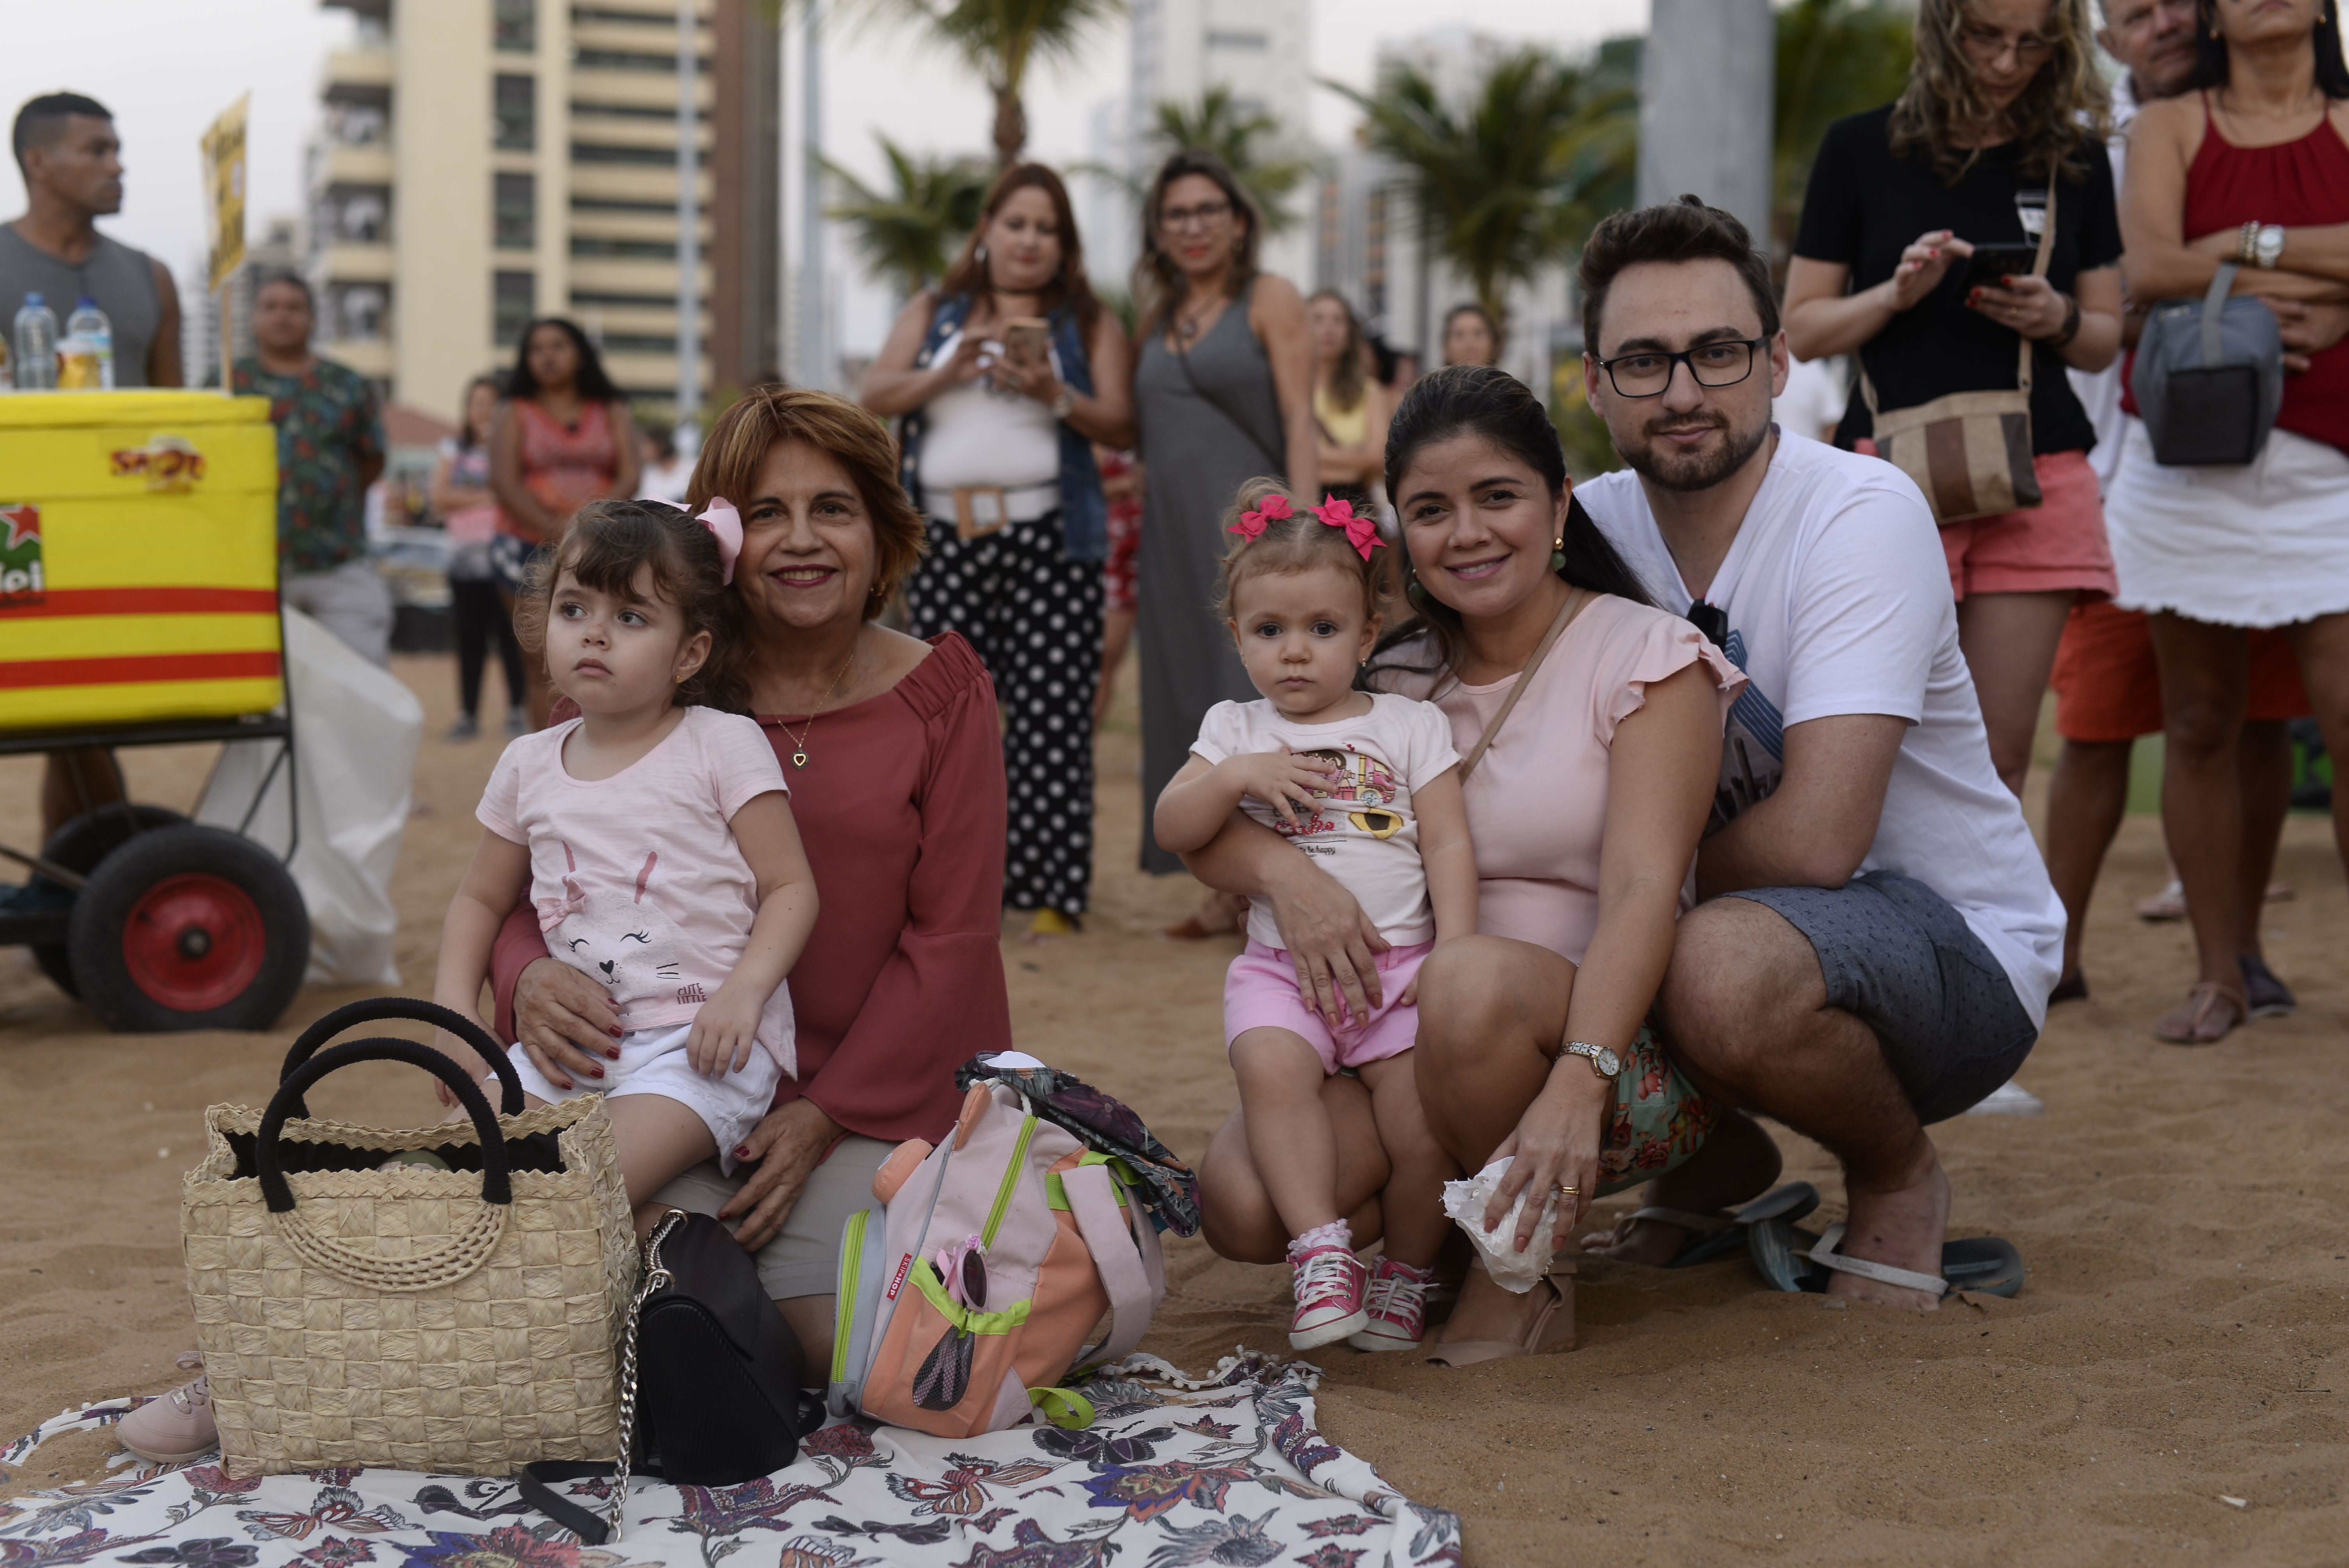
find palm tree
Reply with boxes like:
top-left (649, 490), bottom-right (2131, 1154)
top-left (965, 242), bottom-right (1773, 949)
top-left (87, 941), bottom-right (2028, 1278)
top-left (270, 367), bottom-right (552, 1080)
top-left (1328, 46), bottom-right (1636, 334)
top-left (1773, 0), bottom-right (1915, 251)
top-left (842, 0), bottom-right (1125, 166)
top-left (1146, 86), bottom-right (1313, 233)
top-left (823, 135), bottom-right (991, 300)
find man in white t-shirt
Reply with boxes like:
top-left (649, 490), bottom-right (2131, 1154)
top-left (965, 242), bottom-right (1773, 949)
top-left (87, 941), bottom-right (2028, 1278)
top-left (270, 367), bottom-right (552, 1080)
top-left (1573, 197), bottom-right (2064, 1310)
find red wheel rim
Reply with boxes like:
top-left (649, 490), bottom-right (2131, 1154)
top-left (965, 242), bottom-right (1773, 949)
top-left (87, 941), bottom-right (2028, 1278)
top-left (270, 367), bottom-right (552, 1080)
top-left (120, 873), bottom-right (267, 1014)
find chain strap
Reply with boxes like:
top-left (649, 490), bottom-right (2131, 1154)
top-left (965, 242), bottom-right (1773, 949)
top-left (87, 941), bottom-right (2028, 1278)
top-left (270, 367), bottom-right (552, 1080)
top-left (605, 1208), bottom-right (685, 1541)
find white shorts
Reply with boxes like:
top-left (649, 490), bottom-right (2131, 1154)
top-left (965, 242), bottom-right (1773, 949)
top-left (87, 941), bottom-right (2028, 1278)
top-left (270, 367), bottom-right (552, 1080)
top-left (506, 1023), bottom-right (782, 1174)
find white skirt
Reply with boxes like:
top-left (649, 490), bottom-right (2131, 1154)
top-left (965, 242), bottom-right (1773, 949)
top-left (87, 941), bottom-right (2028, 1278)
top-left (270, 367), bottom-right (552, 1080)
top-left (2106, 417), bottom-right (2349, 628)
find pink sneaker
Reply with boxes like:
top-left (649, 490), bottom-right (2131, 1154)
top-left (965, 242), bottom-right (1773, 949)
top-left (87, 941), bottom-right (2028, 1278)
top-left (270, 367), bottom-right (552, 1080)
top-left (116, 1375), bottom-right (218, 1465)
top-left (1288, 1244), bottom-right (1369, 1349)
top-left (1348, 1257), bottom-right (1431, 1352)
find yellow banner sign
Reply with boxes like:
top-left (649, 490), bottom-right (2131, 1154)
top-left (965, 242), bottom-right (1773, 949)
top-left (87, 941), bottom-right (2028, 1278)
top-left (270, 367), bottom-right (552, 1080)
top-left (201, 95), bottom-right (250, 295)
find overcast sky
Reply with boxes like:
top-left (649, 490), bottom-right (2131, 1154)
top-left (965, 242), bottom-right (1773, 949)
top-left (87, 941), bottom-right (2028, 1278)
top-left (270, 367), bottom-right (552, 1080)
top-left (0, 0), bottom-right (1650, 360)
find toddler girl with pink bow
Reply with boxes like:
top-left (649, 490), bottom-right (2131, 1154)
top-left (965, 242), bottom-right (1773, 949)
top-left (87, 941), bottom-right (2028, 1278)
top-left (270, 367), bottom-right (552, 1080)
top-left (431, 497), bottom-right (820, 1233)
top-left (1155, 484), bottom-right (1477, 1354)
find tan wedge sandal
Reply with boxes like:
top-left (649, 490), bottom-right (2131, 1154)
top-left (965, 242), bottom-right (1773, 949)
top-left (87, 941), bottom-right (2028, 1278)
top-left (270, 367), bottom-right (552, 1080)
top-left (1423, 1267), bottom-right (1576, 1367)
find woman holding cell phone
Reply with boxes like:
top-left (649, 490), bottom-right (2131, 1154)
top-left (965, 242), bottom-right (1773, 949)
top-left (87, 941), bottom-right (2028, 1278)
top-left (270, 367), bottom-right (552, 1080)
top-left (1782, 0), bottom-right (2124, 808)
top-left (860, 163), bottom-right (1136, 940)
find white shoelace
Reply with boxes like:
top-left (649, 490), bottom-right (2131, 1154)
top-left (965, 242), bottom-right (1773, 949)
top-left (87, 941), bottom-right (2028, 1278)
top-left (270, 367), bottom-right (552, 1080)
top-left (171, 1376), bottom-right (210, 1413)
top-left (1367, 1270), bottom-right (1427, 1328)
top-left (1292, 1248), bottom-right (1360, 1310)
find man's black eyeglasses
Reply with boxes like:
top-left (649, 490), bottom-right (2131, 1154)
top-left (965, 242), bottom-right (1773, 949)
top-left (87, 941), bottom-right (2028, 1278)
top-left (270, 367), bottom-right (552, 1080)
top-left (1594, 338), bottom-right (1770, 399)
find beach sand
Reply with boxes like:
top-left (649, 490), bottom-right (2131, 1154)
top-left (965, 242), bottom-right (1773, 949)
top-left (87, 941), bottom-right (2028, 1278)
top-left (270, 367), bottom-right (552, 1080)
top-left (0, 653), bottom-right (2341, 1564)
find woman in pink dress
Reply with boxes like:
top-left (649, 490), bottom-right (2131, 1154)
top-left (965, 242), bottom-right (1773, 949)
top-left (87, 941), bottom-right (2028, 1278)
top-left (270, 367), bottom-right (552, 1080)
top-left (1184, 367), bottom-right (1746, 1364)
top-left (489, 316), bottom-right (641, 728)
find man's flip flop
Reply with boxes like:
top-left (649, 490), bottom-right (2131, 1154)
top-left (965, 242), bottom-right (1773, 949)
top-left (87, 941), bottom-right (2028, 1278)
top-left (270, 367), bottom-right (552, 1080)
top-left (1748, 1221), bottom-right (2025, 1299)
top-left (1612, 1181), bottom-right (1821, 1269)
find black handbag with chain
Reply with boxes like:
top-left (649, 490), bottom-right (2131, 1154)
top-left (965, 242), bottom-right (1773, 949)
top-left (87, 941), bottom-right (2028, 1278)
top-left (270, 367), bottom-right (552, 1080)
top-left (518, 1210), bottom-right (809, 1543)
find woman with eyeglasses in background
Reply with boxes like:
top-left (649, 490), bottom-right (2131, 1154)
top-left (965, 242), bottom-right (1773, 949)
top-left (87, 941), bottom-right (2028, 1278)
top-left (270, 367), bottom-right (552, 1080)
top-left (1129, 150), bottom-right (1320, 935)
top-left (1784, 0), bottom-right (2123, 812)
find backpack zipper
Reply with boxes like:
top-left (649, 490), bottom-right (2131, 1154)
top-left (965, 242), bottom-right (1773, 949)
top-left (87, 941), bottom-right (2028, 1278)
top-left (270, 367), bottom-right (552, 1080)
top-left (982, 1115), bottom-right (1039, 1247)
top-left (831, 1209), bottom-right (867, 1385)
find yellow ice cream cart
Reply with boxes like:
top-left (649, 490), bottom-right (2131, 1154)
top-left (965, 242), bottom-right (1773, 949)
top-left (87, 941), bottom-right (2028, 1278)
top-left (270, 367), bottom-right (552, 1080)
top-left (0, 389), bottom-right (308, 1030)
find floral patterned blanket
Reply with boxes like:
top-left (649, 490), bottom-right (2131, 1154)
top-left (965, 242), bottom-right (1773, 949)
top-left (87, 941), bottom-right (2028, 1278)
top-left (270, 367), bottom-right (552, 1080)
top-left (0, 1354), bottom-right (1458, 1568)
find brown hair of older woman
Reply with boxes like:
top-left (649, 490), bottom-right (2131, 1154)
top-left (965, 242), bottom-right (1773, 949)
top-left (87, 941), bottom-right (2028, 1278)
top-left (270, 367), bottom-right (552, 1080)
top-left (1889, 0), bottom-right (2110, 183)
top-left (688, 386), bottom-right (929, 621)
top-left (1133, 148), bottom-right (1263, 335)
top-left (936, 162), bottom-right (1101, 331)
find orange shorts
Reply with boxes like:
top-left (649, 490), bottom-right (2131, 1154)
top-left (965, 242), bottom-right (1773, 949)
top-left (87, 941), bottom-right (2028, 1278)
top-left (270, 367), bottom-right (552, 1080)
top-left (1938, 448), bottom-right (2118, 602)
top-left (2049, 597), bottom-right (2311, 743)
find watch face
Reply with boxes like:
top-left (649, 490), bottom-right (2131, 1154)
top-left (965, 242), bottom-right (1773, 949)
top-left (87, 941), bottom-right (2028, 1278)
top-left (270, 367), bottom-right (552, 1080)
top-left (1596, 1046), bottom-right (1621, 1076)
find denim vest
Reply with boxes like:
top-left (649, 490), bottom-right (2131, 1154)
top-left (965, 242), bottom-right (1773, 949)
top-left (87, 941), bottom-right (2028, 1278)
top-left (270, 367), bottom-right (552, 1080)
top-left (895, 293), bottom-right (1108, 562)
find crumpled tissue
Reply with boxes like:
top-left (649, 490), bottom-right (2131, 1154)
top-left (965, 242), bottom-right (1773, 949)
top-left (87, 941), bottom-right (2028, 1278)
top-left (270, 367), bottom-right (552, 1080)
top-left (1440, 1156), bottom-right (1562, 1294)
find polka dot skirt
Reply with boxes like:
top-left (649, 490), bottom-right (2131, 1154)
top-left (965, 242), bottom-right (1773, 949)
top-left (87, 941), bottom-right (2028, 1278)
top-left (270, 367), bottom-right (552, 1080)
top-left (904, 512), bottom-right (1104, 916)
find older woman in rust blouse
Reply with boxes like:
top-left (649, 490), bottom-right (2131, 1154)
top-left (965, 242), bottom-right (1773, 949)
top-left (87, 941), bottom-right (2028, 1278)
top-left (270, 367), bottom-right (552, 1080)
top-left (488, 387), bottom-right (1011, 1367)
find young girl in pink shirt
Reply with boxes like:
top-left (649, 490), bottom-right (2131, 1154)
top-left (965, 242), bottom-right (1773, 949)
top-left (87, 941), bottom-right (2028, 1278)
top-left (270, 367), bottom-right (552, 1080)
top-left (432, 498), bottom-right (818, 1232)
top-left (1154, 485), bottom-right (1477, 1353)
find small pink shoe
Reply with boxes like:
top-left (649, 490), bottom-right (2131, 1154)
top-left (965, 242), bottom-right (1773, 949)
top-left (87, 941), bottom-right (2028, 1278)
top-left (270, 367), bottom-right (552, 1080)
top-left (1288, 1244), bottom-right (1369, 1350)
top-left (1348, 1257), bottom-right (1432, 1352)
top-left (116, 1375), bottom-right (218, 1465)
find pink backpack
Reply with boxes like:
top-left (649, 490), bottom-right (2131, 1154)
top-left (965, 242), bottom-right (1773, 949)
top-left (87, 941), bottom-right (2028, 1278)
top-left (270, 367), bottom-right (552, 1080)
top-left (827, 1076), bottom-right (1165, 1436)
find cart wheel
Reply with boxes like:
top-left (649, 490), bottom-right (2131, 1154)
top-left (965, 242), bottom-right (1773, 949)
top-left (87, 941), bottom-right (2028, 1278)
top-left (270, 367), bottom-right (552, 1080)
top-left (67, 825), bottom-right (308, 1032)
top-left (30, 805), bottom-right (190, 998)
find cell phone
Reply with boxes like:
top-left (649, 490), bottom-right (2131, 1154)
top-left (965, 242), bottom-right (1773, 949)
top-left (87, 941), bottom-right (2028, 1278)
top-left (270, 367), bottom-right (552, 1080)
top-left (1003, 316), bottom-right (1049, 364)
top-left (1962, 243), bottom-right (2041, 290)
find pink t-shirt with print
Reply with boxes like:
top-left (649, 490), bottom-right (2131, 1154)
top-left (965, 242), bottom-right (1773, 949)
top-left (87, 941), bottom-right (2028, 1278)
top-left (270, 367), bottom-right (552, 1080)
top-left (1381, 593), bottom-right (1745, 966)
top-left (477, 704), bottom-right (796, 1069)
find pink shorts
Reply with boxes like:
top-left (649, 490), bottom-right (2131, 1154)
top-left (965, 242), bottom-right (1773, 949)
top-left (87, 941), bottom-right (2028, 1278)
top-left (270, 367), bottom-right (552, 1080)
top-left (1223, 938), bottom-right (1433, 1073)
top-left (1935, 448), bottom-right (2117, 602)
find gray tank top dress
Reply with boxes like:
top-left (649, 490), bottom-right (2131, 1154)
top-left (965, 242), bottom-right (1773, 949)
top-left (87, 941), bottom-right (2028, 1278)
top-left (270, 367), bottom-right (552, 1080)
top-left (0, 224), bottom-right (164, 387)
top-left (1132, 279), bottom-right (1290, 875)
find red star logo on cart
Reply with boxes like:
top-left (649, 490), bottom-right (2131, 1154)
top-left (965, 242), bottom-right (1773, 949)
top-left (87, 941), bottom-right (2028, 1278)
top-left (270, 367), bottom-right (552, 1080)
top-left (0, 505), bottom-right (37, 551)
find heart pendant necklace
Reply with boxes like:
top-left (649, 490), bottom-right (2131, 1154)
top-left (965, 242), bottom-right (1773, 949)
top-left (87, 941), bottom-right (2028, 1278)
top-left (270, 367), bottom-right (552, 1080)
top-left (779, 647), bottom-right (857, 768)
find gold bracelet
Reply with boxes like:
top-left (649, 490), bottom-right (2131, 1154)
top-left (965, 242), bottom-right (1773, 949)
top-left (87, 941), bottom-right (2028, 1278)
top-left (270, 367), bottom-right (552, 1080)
top-left (2240, 220), bottom-right (2263, 266)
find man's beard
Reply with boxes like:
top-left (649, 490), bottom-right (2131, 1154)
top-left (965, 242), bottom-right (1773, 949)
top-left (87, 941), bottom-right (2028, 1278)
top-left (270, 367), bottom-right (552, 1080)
top-left (1617, 410), bottom-right (1771, 493)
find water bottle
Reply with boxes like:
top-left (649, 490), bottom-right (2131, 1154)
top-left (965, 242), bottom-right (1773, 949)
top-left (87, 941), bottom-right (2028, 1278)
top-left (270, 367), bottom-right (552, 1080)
top-left (62, 297), bottom-right (113, 389)
top-left (12, 293), bottom-right (57, 390)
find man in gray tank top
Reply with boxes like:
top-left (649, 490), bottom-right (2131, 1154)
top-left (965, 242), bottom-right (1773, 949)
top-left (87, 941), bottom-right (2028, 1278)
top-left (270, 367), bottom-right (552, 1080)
top-left (4, 92), bottom-right (182, 389)
top-left (7, 93), bottom-right (186, 837)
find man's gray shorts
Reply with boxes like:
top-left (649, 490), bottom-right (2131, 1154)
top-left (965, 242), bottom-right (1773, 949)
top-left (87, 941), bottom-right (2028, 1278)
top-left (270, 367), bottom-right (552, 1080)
top-left (1722, 870), bottom-right (2037, 1123)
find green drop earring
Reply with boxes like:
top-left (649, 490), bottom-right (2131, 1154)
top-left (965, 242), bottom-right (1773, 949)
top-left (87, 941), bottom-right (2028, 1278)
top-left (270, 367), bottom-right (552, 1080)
top-left (1404, 572), bottom-right (1427, 605)
top-left (1549, 533), bottom-right (1567, 573)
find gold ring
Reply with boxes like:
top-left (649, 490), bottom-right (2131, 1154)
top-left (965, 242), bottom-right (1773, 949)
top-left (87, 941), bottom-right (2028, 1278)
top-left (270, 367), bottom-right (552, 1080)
top-left (1557, 1184), bottom-right (1580, 1196)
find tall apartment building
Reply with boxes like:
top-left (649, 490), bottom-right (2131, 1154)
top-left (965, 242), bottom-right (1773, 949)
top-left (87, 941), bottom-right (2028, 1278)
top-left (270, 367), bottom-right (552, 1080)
top-left (1125, 0), bottom-right (1313, 286)
top-left (312, 0), bottom-right (781, 425)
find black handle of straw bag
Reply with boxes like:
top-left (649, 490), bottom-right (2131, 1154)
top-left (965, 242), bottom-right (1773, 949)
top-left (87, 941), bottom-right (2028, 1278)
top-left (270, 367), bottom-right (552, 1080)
top-left (256, 1039), bottom-right (515, 1213)
top-left (279, 997), bottom-right (524, 1117)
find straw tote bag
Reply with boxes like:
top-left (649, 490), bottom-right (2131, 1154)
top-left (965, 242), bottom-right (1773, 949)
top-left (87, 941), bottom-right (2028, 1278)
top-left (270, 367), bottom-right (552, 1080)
top-left (1862, 184), bottom-right (2057, 525)
top-left (183, 998), bottom-right (638, 1477)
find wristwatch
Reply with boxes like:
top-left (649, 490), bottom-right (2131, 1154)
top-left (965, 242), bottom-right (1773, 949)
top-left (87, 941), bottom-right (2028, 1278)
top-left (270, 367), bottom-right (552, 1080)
top-left (1049, 388), bottom-right (1076, 421)
top-left (2255, 224), bottom-right (2286, 270)
top-left (1563, 1041), bottom-right (1620, 1080)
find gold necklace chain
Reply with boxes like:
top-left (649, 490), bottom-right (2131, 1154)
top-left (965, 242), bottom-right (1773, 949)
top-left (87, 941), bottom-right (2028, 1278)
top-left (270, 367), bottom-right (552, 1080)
top-left (779, 648), bottom-right (856, 769)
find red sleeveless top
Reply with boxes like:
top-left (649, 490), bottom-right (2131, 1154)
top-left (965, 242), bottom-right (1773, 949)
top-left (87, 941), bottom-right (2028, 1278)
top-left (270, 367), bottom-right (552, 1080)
top-left (2180, 96), bottom-right (2349, 451)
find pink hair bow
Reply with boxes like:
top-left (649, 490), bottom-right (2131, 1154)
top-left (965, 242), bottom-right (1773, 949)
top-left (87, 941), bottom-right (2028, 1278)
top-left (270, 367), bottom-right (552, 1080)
top-left (697, 497), bottom-right (744, 584)
top-left (1311, 494), bottom-right (1379, 560)
top-left (1226, 492), bottom-right (1293, 542)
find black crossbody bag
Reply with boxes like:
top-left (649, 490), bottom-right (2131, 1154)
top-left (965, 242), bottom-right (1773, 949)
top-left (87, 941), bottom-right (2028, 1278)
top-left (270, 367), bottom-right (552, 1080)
top-left (517, 1209), bottom-right (814, 1544)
